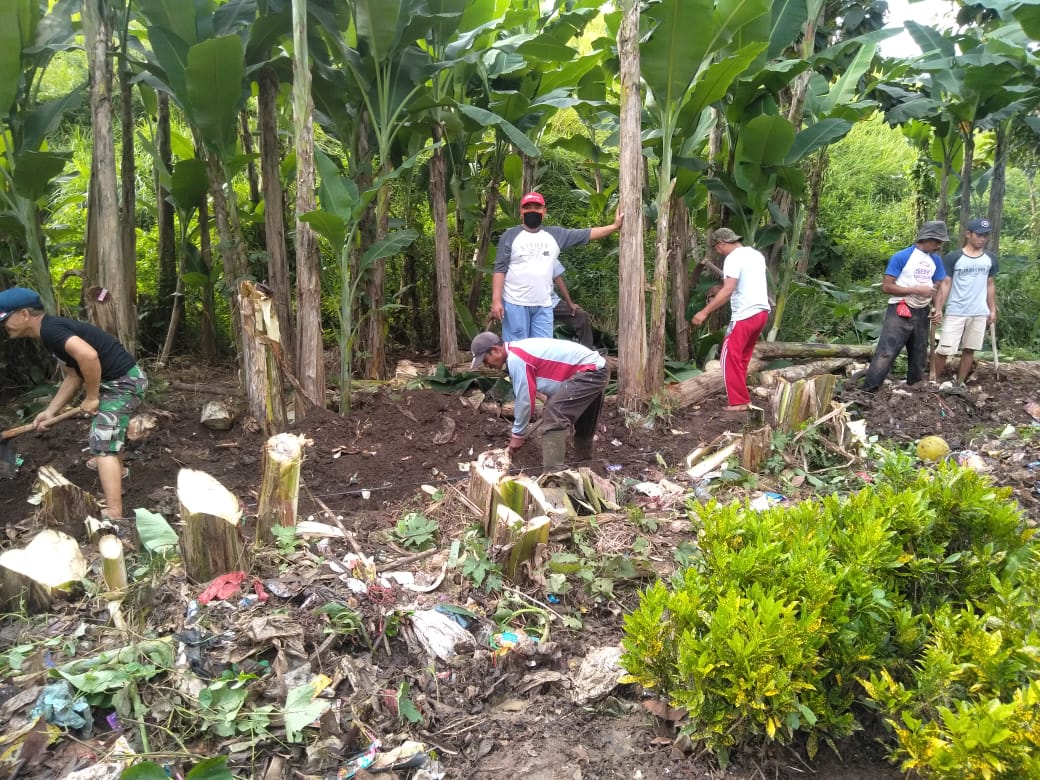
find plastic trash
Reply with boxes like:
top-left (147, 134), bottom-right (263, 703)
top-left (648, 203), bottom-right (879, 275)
top-left (570, 645), bottom-right (625, 704)
top-left (749, 492), bottom-right (785, 511)
top-left (31, 681), bottom-right (92, 733)
top-left (337, 740), bottom-right (380, 779)
top-left (409, 609), bottom-right (476, 661)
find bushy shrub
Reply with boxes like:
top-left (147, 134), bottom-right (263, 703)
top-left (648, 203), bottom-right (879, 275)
top-left (621, 457), bottom-right (1039, 773)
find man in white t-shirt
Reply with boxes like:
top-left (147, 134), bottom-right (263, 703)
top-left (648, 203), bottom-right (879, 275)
top-left (861, 220), bottom-right (948, 392)
top-left (931, 217), bottom-right (998, 385)
top-left (691, 228), bottom-right (771, 411)
top-left (490, 191), bottom-right (621, 342)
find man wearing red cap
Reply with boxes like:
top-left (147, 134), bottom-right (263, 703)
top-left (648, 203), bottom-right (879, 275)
top-left (490, 191), bottom-right (621, 342)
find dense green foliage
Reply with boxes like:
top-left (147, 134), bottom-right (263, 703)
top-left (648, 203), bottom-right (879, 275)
top-left (621, 456), bottom-right (1040, 773)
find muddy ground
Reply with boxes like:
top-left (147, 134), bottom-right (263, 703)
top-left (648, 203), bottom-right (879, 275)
top-left (1, 355), bottom-right (1038, 780)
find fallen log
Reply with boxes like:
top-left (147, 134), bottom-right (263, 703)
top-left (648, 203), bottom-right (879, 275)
top-left (664, 360), bottom-right (766, 407)
top-left (178, 468), bottom-right (248, 583)
top-left (754, 342), bottom-right (874, 360)
top-left (0, 529), bottom-right (87, 613)
top-left (255, 433), bottom-right (307, 542)
top-left (756, 358), bottom-right (854, 387)
top-left (987, 360), bottom-right (1040, 381)
top-left (36, 466), bottom-right (103, 541)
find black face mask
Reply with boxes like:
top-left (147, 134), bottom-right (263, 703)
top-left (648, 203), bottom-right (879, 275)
top-left (522, 211), bottom-right (543, 229)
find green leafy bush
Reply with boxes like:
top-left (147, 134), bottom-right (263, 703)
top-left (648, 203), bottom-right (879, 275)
top-left (622, 457), bottom-right (1039, 772)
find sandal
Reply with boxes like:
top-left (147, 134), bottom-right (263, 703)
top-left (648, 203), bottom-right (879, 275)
top-left (86, 457), bottom-right (129, 479)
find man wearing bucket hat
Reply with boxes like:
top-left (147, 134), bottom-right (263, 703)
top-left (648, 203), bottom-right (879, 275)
top-left (861, 221), bottom-right (948, 392)
top-left (690, 228), bottom-right (771, 412)
top-left (470, 331), bottom-right (608, 470)
top-left (0, 287), bottom-right (147, 522)
top-left (490, 191), bottom-right (621, 342)
top-left (931, 217), bottom-right (998, 385)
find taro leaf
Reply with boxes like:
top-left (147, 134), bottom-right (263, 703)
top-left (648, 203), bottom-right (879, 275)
top-left (134, 509), bottom-right (179, 554)
top-left (283, 679), bottom-right (331, 742)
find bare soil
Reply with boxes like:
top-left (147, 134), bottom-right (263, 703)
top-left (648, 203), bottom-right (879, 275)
top-left (1, 356), bottom-right (1037, 780)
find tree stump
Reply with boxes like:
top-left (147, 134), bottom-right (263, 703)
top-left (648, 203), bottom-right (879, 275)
top-left (239, 280), bottom-right (287, 435)
top-left (255, 433), bottom-right (307, 542)
top-left (0, 529), bottom-right (87, 613)
top-left (177, 468), bottom-right (247, 583)
top-left (771, 374), bottom-right (837, 433)
top-left (36, 466), bottom-right (103, 541)
top-left (741, 426), bottom-right (773, 472)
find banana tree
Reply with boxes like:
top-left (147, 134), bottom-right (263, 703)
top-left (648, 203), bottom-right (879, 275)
top-left (301, 150), bottom-right (418, 413)
top-left (137, 0), bottom-right (285, 426)
top-left (639, 0), bottom-right (771, 394)
top-left (0, 0), bottom-right (80, 312)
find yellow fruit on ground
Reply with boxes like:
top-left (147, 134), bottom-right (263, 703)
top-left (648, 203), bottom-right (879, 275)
top-left (916, 435), bottom-right (950, 462)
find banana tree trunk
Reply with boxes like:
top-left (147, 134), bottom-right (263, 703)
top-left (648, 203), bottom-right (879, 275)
top-left (668, 193), bottom-right (691, 362)
top-left (291, 0), bottom-right (326, 408)
top-left (156, 93), bottom-right (177, 323)
top-left (362, 166), bottom-right (391, 379)
top-left (958, 127), bottom-right (975, 236)
top-left (207, 154), bottom-right (268, 423)
top-left (84, 0), bottom-right (133, 351)
top-left (257, 64), bottom-right (294, 366)
top-left (118, 26), bottom-right (137, 346)
top-left (616, 0), bottom-right (647, 409)
top-left (987, 121), bottom-right (1008, 257)
top-left (467, 164), bottom-right (502, 315)
top-left (431, 125), bottom-right (459, 366)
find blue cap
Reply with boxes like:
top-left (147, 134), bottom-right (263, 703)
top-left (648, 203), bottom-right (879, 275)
top-left (0, 287), bottom-right (43, 322)
top-left (966, 218), bottom-right (992, 235)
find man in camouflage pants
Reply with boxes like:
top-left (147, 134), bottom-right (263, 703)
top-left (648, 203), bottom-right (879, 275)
top-left (0, 287), bottom-right (147, 521)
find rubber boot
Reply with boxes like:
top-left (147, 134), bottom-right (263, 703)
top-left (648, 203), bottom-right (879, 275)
top-left (541, 430), bottom-right (567, 471)
top-left (572, 435), bottom-right (594, 462)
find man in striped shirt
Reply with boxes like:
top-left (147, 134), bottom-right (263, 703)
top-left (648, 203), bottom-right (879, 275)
top-left (470, 332), bottom-right (608, 469)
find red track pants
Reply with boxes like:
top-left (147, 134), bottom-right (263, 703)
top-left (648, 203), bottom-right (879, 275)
top-left (720, 310), bottom-right (768, 406)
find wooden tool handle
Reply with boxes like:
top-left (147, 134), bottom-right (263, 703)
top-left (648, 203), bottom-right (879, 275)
top-left (1, 407), bottom-right (85, 441)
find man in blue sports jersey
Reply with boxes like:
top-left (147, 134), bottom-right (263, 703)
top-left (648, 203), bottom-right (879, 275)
top-left (861, 221), bottom-right (948, 392)
top-left (490, 191), bottom-right (621, 342)
top-left (470, 331), bottom-right (608, 470)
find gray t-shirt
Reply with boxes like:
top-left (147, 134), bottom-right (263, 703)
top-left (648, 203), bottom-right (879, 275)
top-left (494, 226), bottom-right (590, 307)
top-left (942, 249), bottom-right (998, 317)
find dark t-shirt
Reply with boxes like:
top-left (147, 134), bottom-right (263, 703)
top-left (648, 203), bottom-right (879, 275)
top-left (39, 315), bottom-right (136, 380)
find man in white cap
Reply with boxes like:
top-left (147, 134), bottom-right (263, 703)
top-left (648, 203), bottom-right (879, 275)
top-left (690, 228), bottom-right (771, 411)
top-left (490, 191), bottom-right (621, 342)
top-left (470, 331), bottom-right (608, 469)
top-left (861, 220), bottom-right (948, 391)
top-left (931, 217), bottom-right (998, 385)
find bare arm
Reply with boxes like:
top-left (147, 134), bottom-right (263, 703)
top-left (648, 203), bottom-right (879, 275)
top-left (64, 336), bottom-right (103, 413)
top-left (553, 276), bottom-right (578, 313)
top-left (588, 210), bottom-right (623, 241)
top-left (932, 277), bottom-right (951, 323)
top-left (880, 274), bottom-right (934, 297)
top-left (34, 365), bottom-right (83, 428)
top-left (691, 276), bottom-right (739, 326)
top-left (986, 277), bottom-right (997, 323)
top-left (490, 272), bottom-right (506, 321)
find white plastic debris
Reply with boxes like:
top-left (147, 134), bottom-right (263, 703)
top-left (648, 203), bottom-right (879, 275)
top-left (570, 645), bottom-right (625, 704)
top-left (408, 609), bottom-right (476, 661)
